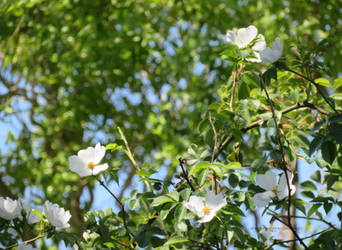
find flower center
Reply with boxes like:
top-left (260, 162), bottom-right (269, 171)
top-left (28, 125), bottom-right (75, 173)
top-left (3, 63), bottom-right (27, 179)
top-left (272, 188), bottom-right (278, 195)
top-left (203, 206), bottom-right (210, 215)
top-left (88, 162), bottom-right (95, 169)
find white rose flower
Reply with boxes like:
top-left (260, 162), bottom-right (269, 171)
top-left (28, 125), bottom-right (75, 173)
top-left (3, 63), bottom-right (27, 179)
top-left (17, 243), bottom-right (38, 250)
top-left (226, 25), bottom-right (258, 49)
top-left (183, 191), bottom-right (227, 223)
top-left (0, 197), bottom-right (22, 220)
top-left (253, 170), bottom-right (296, 207)
top-left (19, 199), bottom-right (41, 224)
top-left (43, 200), bottom-right (71, 228)
top-left (260, 40), bottom-right (283, 63)
top-left (226, 25), bottom-right (266, 62)
top-left (69, 143), bottom-right (109, 177)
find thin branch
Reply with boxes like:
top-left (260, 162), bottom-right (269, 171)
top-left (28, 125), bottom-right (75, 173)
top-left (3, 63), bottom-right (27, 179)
top-left (118, 166), bottom-right (136, 200)
top-left (208, 113), bottom-right (218, 164)
top-left (259, 73), bottom-right (286, 163)
top-left (208, 113), bottom-right (218, 193)
top-left (265, 228), bottom-right (331, 250)
top-left (291, 215), bottom-right (337, 230)
top-left (229, 70), bottom-right (237, 111)
top-left (269, 214), bottom-right (290, 228)
top-left (229, 65), bottom-right (244, 112)
top-left (213, 101), bottom-right (329, 161)
top-left (5, 233), bottom-right (47, 249)
top-left (178, 158), bottom-right (195, 192)
top-left (190, 239), bottom-right (216, 249)
top-left (117, 127), bottom-right (153, 191)
top-left (286, 68), bottom-right (339, 114)
top-left (259, 73), bottom-right (308, 249)
top-left (97, 177), bottom-right (134, 248)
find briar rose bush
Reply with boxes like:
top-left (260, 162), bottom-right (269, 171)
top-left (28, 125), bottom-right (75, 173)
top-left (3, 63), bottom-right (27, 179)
top-left (1, 24), bottom-right (342, 250)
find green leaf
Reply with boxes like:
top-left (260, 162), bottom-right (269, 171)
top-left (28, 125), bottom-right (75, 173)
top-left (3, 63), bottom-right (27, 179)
top-left (105, 143), bottom-right (122, 151)
top-left (198, 119), bottom-right (210, 135)
top-left (323, 202), bottom-right (332, 214)
top-left (330, 93), bottom-right (342, 100)
top-left (315, 78), bottom-right (331, 87)
top-left (226, 162), bottom-right (242, 170)
top-left (238, 81), bottom-right (249, 100)
top-left (301, 191), bottom-right (315, 199)
top-left (292, 199), bottom-right (306, 215)
top-left (175, 221), bottom-right (187, 232)
top-left (179, 188), bottom-right (191, 201)
top-left (321, 141), bottom-right (337, 164)
top-left (208, 102), bottom-right (221, 111)
top-left (333, 77), bottom-right (342, 90)
top-left (130, 199), bottom-right (139, 210)
top-left (6, 131), bottom-right (15, 144)
top-left (229, 173), bottom-right (240, 188)
top-left (189, 161), bottom-right (210, 176)
top-left (262, 66), bottom-right (277, 86)
top-left (210, 164), bottom-right (223, 177)
top-left (164, 236), bottom-right (189, 246)
top-left (309, 134), bottom-right (326, 156)
top-left (308, 204), bottom-right (321, 217)
top-left (160, 203), bottom-right (177, 220)
top-left (174, 204), bottom-right (187, 222)
top-left (325, 174), bottom-right (339, 190)
top-left (328, 123), bottom-right (342, 144)
top-left (300, 180), bottom-right (317, 191)
top-left (136, 169), bottom-right (152, 177)
top-left (251, 155), bottom-right (268, 171)
top-left (166, 191), bottom-right (179, 202)
top-left (222, 203), bottom-right (245, 217)
top-left (198, 168), bottom-right (209, 186)
top-left (232, 191), bottom-right (245, 202)
top-left (312, 196), bottom-right (335, 203)
top-left (104, 242), bottom-right (115, 248)
top-left (151, 195), bottom-right (174, 207)
top-left (328, 114), bottom-right (342, 124)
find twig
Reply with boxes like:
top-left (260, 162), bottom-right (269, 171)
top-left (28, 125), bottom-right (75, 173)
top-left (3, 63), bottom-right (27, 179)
top-left (229, 65), bottom-right (244, 112)
top-left (117, 127), bottom-right (153, 191)
top-left (269, 213), bottom-right (290, 228)
top-left (5, 233), bottom-right (47, 249)
top-left (265, 228), bottom-right (331, 250)
top-left (286, 68), bottom-right (339, 114)
top-left (229, 70), bottom-right (237, 111)
top-left (259, 73), bottom-right (308, 249)
top-left (190, 239), bottom-right (216, 249)
top-left (213, 101), bottom-right (329, 161)
top-left (97, 177), bottom-right (134, 249)
top-left (290, 215), bottom-right (337, 230)
top-left (259, 73), bottom-right (286, 164)
top-left (178, 158), bottom-right (195, 192)
top-left (208, 113), bottom-right (218, 164)
top-left (208, 113), bottom-right (218, 193)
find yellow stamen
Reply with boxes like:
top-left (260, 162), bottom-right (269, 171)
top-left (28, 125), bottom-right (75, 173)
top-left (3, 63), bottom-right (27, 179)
top-left (88, 162), bottom-right (95, 168)
top-left (272, 188), bottom-right (278, 195)
top-left (203, 206), bottom-right (210, 215)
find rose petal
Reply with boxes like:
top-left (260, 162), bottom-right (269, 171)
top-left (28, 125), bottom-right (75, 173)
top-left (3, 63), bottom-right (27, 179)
top-left (255, 170), bottom-right (277, 191)
top-left (253, 191), bottom-right (275, 207)
top-left (236, 25), bottom-right (258, 48)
